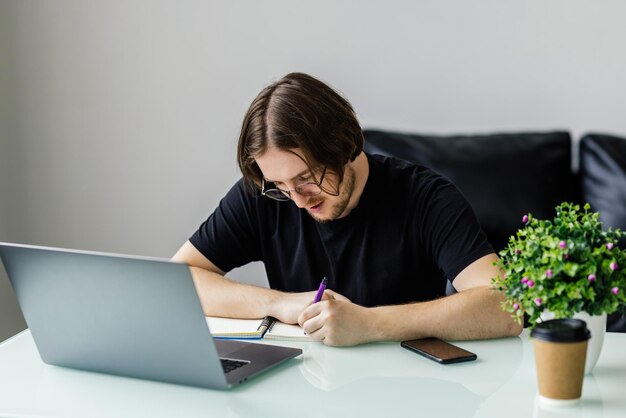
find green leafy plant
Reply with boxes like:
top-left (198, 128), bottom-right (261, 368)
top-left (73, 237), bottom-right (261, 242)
top-left (492, 202), bottom-right (626, 326)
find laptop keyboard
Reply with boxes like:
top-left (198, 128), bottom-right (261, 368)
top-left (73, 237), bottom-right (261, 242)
top-left (220, 358), bottom-right (249, 374)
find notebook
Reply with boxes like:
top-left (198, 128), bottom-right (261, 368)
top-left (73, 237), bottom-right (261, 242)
top-left (0, 242), bottom-right (302, 390)
top-left (206, 316), bottom-right (312, 341)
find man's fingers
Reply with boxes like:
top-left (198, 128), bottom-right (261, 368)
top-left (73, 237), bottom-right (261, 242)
top-left (297, 300), bottom-right (323, 327)
top-left (324, 289), bottom-right (351, 303)
top-left (301, 313), bottom-right (325, 339)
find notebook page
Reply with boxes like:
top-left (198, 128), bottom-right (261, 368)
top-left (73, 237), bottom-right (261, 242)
top-left (265, 321), bottom-right (312, 341)
top-left (205, 317), bottom-right (264, 339)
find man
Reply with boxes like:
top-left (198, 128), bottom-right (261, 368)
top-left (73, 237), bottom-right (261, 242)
top-left (173, 72), bottom-right (522, 346)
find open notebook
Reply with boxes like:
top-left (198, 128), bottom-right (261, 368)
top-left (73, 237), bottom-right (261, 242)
top-left (206, 316), bottom-right (312, 341)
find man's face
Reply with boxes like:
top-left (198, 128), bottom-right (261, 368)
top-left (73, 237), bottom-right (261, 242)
top-left (255, 147), bottom-right (355, 223)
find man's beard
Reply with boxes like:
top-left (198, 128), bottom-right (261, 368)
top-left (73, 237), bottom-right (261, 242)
top-left (307, 167), bottom-right (356, 224)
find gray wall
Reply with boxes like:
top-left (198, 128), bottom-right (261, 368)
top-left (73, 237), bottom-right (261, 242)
top-left (1, 1), bottom-right (27, 341)
top-left (0, 1), bottom-right (10, 240)
top-left (2, 0), bottom-right (626, 340)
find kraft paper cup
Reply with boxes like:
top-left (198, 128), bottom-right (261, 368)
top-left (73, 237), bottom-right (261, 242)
top-left (531, 319), bottom-right (590, 405)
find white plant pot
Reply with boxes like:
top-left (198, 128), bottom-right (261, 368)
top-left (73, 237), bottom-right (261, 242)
top-left (539, 311), bottom-right (606, 375)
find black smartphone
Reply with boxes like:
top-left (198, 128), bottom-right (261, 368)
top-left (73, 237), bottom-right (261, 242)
top-left (401, 338), bottom-right (477, 364)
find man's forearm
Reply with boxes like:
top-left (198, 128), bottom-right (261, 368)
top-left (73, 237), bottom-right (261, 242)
top-left (188, 266), bottom-right (282, 319)
top-left (371, 286), bottom-right (522, 342)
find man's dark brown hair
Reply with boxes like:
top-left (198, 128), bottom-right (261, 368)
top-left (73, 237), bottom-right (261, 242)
top-left (237, 72), bottom-right (364, 192)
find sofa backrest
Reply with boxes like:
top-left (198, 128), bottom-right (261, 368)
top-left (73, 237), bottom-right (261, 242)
top-left (363, 130), bottom-right (578, 252)
top-left (580, 133), bottom-right (626, 249)
top-left (580, 133), bottom-right (626, 332)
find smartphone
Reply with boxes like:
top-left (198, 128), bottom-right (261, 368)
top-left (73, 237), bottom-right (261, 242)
top-left (401, 338), bottom-right (477, 364)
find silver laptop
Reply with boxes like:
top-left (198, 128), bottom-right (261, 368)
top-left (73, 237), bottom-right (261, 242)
top-left (0, 242), bottom-right (302, 389)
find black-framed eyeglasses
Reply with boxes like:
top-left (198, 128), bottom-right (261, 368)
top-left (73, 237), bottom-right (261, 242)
top-left (261, 167), bottom-right (327, 201)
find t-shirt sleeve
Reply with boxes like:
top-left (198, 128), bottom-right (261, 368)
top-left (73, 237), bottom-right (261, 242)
top-left (189, 179), bottom-right (262, 273)
top-left (417, 174), bottom-right (494, 283)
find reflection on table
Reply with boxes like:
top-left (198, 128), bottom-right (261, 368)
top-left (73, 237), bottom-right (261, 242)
top-left (0, 330), bottom-right (625, 418)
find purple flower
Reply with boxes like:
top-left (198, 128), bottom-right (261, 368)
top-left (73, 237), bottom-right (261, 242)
top-left (521, 277), bottom-right (529, 284)
top-left (563, 253), bottom-right (569, 260)
top-left (527, 280), bottom-right (535, 288)
top-left (610, 262), bottom-right (619, 271)
top-left (546, 269), bottom-right (553, 278)
top-left (513, 303), bottom-right (520, 311)
top-left (588, 274), bottom-right (596, 282)
top-left (607, 243), bottom-right (614, 250)
top-left (612, 287), bottom-right (619, 295)
top-left (522, 214), bottom-right (529, 224)
top-left (534, 298), bottom-right (543, 306)
top-left (559, 241), bottom-right (567, 249)
top-left (515, 248), bottom-right (521, 255)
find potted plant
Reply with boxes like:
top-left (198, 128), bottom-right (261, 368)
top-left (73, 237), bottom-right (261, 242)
top-left (492, 202), bottom-right (626, 373)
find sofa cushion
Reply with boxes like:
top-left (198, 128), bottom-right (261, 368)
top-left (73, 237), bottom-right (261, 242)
top-left (363, 130), bottom-right (577, 252)
top-left (580, 133), bottom-right (626, 247)
top-left (580, 133), bottom-right (626, 333)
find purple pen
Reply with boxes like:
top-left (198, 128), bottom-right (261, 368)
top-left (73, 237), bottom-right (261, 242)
top-left (313, 276), bottom-right (328, 303)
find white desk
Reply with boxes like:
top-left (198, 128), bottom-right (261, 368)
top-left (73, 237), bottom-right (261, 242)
top-left (1, 329), bottom-right (625, 417)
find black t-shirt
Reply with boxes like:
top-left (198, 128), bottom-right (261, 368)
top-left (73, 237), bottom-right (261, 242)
top-left (190, 154), bottom-right (493, 307)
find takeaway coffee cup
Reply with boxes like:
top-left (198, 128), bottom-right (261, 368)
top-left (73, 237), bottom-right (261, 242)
top-left (531, 319), bottom-right (591, 405)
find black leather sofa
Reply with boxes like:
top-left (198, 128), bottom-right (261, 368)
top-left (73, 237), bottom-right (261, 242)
top-left (363, 130), bottom-right (626, 331)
